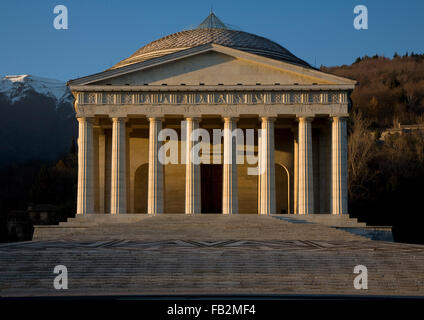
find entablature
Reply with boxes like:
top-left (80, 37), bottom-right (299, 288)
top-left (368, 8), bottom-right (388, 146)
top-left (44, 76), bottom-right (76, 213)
top-left (74, 89), bottom-right (349, 106)
top-left (75, 103), bottom-right (349, 119)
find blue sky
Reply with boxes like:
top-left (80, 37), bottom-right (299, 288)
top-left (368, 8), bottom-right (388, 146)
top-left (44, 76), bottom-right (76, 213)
top-left (0, 0), bottom-right (423, 81)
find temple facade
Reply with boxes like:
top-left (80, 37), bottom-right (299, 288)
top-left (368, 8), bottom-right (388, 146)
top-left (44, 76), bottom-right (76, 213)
top-left (68, 14), bottom-right (355, 215)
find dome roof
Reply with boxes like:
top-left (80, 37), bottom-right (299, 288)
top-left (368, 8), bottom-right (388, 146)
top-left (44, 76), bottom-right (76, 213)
top-left (111, 13), bottom-right (311, 69)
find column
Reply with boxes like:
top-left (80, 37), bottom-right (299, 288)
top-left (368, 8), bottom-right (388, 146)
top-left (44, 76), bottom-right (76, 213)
top-left (259, 117), bottom-right (276, 215)
top-left (185, 117), bottom-right (201, 214)
top-left (222, 117), bottom-right (238, 214)
top-left (257, 126), bottom-right (261, 214)
top-left (331, 116), bottom-right (348, 214)
top-left (77, 117), bottom-right (94, 215)
top-left (98, 129), bottom-right (106, 213)
top-left (319, 125), bottom-right (330, 213)
top-left (293, 128), bottom-right (299, 214)
top-left (110, 117), bottom-right (127, 214)
top-left (298, 117), bottom-right (314, 214)
top-left (147, 117), bottom-right (164, 214)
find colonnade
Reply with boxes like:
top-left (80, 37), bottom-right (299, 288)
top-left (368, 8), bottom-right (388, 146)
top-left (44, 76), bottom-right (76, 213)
top-left (76, 116), bottom-right (348, 215)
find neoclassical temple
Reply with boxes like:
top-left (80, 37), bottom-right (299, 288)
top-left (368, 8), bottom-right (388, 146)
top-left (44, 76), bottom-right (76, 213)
top-left (68, 13), bottom-right (355, 215)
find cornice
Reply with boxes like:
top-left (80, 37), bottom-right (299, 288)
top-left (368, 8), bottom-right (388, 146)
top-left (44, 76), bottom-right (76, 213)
top-left (69, 84), bottom-right (355, 92)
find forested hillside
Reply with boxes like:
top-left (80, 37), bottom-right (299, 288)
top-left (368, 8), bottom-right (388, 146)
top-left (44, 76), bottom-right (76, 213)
top-left (324, 54), bottom-right (424, 231)
top-left (322, 53), bottom-right (424, 128)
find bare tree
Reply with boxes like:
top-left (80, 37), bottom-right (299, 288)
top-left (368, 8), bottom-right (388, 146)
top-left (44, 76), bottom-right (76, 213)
top-left (348, 111), bottom-right (376, 198)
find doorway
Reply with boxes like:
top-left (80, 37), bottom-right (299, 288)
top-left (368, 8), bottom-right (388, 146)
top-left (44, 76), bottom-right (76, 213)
top-left (201, 164), bottom-right (223, 213)
top-left (275, 163), bottom-right (290, 214)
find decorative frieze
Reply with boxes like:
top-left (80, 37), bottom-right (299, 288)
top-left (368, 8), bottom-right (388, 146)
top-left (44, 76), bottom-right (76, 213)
top-left (79, 90), bottom-right (347, 106)
top-left (85, 92), bottom-right (96, 104)
top-left (195, 93), bottom-right (209, 104)
top-left (121, 93), bottom-right (134, 104)
top-left (214, 93), bottom-right (227, 104)
top-left (289, 92), bottom-right (302, 104)
top-left (102, 93), bottom-right (116, 104)
top-left (270, 92), bottom-right (283, 104)
top-left (328, 92), bottom-right (340, 104)
top-left (251, 93), bottom-right (265, 104)
top-left (176, 93), bottom-right (189, 104)
top-left (308, 93), bottom-right (321, 104)
top-left (231, 92), bottom-right (246, 104)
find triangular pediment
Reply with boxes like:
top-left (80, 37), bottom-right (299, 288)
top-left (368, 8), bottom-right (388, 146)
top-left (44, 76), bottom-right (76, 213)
top-left (68, 44), bottom-right (356, 88)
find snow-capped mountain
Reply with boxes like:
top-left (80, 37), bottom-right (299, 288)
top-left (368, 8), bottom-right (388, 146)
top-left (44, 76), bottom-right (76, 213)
top-left (0, 74), bottom-right (77, 167)
top-left (0, 74), bottom-right (73, 105)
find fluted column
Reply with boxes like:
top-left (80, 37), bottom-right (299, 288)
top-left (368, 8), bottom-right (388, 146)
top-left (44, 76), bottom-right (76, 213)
top-left (77, 117), bottom-right (94, 215)
top-left (292, 128), bottom-right (299, 214)
top-left (98, 129), bottom-right (106, 213)
top-left (222, 117), bottom-right (238, 214)
top-left (110, 117), bottom-right (127, 214)
top-left (298, 117), bottom-right (314, 214)
top-left (331, 116), bottom-right (348, 214)
top-left (257, 128), bottom-right (262, 214)
top-left (259, 117), bottom-right (276, 215)
top-left (147, 117), bottom-right (164, 214)
top-left (319, 124), bottom-right (331, 213)
top-left (185, 117), bottom-right (201, 214)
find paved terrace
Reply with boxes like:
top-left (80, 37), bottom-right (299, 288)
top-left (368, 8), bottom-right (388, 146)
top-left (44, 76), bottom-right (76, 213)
top-left (0, 214), bottom-right (423, 297)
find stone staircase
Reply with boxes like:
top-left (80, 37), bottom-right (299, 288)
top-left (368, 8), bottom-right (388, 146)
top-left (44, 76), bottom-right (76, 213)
top-left (33, 213), bottom-right (370, 241)
top-left (274, 214), bottom-right (367, 227)
top-left (61, 214), bottom-right (150, 226)
top-left (33, 214), bottom-right (152, 240)
top-left (6, 214), bottom-right (423, 297)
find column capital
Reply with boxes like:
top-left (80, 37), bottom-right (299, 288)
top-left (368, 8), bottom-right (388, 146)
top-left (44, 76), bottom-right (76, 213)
top-left (222, 116), bottom-right (239, 123)
top-left (148, 116), bottom-right (164, 122)
top-left (296, 116), bottom-right (314, 123)
top-left (259, 116), bottom-right (277, 122)
top-left (111, 117), bottom-right (128, 123)
top-left (77, 116), bottom-right (95, 123)
top-left (330, 114), bottom-right (349, 121)
top-left (185, 116), bottom-right (201, 122)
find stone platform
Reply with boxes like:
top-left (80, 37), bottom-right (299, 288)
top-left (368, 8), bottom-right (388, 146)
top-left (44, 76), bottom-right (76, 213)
top-left (33, 214), bottom-right (367, 241)
top-left (1, 214), bottom-right (423, 297)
